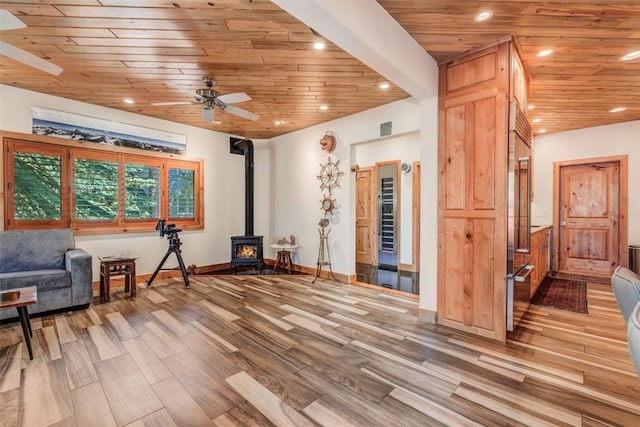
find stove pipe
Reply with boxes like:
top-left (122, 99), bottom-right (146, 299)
top-left (231, 137), bottom-right (254, 236)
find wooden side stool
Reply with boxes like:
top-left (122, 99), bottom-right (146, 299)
top-left (275, 250), bottom-right (293, 274)
top-left (100, 257), bottom-right (137, 302)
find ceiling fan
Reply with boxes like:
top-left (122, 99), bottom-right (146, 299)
top-left (0, 9), bottom-right (63, 75)
top-left (153, 77), bottom-right (260, 122)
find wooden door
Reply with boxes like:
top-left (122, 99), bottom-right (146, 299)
top-left (558, 161), bottom-right (620, 275)
top-left (355, 167), bottom-right (375, 265)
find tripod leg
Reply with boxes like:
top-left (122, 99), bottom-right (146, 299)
top-left (174, 249), bottom-right (190, 288)
top-left (147, 249), bottom-right (172, 287)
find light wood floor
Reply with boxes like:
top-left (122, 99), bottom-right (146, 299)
top-left (0, 275), bottom-right (638, 426)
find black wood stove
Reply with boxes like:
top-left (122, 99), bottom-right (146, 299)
top-left (230, 137), bottom-right (264, 273)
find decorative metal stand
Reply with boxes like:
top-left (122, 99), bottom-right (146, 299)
top-left (313, 220), bottom-right (338, 283)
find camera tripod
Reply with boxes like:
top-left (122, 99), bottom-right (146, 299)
top-left (147, 231), bottom-right (190, 288)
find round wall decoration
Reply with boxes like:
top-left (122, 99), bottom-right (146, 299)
top-left (317, 157), bottom-right (343, 193)
top-left (320, 194), bottom-right (336, 213)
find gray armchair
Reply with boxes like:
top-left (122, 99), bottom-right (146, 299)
top-left (0, 229), bottom-right (92, 320)
top-left (628, 302), bottom-right (640, 377)
top-left (611, 266), bottom-right (640, 325)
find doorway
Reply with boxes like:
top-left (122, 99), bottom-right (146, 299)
top-left (354, 160), bottom-right (420, 294)
top-left (553, 155), bottom-right (628, 276)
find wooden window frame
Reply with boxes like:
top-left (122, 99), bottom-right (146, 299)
top-left (2, 133), bottom-right (204, 235)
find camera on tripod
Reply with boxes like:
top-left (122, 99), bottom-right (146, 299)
top-left (148, 219), bottom-right (190, 288)
top-left (156, 219), bottom-right (182, 237)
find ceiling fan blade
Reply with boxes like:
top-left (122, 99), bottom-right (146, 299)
top-left (217, 92), bottom-right (251, 104)
top-left (167, 82), bottom-right (200, 97)
top-left (0, 9), bottom-right (26, 31)
top-left (151, 101), bottom-right (193, 106)
top-left (0, 41), bottom-right (62, 75)
top-left (223, 105), bottom-right (260, 121)
top-left (202, 107), bottom-right (214, 122)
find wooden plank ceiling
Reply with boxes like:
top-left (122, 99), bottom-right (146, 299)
top-left (0, 0), bottom-right (639, 138)
top-left (379, 0), bottom-right (640, 136)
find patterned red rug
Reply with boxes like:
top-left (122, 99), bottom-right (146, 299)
top-left (531, 276), bottom-right (588, 314)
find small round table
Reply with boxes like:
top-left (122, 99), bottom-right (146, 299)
top-left (269, 244), bottom-right (298, 274)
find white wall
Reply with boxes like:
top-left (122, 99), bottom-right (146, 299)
top-left (353, 132), bottom-right (420, 265)
top-left (0, 84), bottom-right (273, 280)
top-left (532, 120), bottom-right (640, 244)
top-left (270, 97), bottom-right (440, 312)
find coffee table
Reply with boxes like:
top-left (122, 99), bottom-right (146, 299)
top-left (0, 286), bottom-right (37, 360)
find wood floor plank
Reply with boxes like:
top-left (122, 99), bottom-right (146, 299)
top-left (124, 408), bottom-right (178, 427)
top-left (225, 371), bottom-right (314, 427)
top-left (150, 309), bottom-right (191, 337)
top-left (55, 315), bottom-right (78, 344)
top-left (94, 353), bottom-right (164, 427)
top-left (302, 399), bottom-right (360, 427)
top-left (135, 321), bottom-right (187, 359)
top-left (0, 343), bottom-right (22, 393)
top-left (20, 359), bottom-right (74, 427)
top-left (152, 376), bottom-right (214, 427)
top-left (106, 312), bottom-right (139, 341)
top-left (163, 350), bottom-right (239, 419)
top-left (121, 336), bottom-right (172, 385)
top-left (85, 324), bottom-right (125, 362)
top-left (61, 339), bottom-right (99, 390)
top-left (71, 381), bottom-right (117, 427)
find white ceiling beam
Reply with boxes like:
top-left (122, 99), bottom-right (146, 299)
top-left (272, 0), bottom-right (438, 101)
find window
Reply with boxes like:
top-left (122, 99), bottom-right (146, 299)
top-left (125, 161), bottom-right (161, 220)
top-left (4, 138), bottom-right (203, 234)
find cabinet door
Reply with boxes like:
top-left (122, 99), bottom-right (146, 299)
top-left (438, 41), bottom-right (510, 341)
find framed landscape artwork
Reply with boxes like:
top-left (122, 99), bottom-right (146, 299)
top-left (31, 106), bottom-right (187, 155)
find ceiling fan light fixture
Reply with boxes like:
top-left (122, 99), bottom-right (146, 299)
top-left (621, 50), bottom-right (640, 61)
top-left (202, 107), bottom-right (214, 122)
top-left (474, 10), bottom-right (493, 23)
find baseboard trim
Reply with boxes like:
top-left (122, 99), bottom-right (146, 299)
top-left (419, 308), bottom-right (437, 324)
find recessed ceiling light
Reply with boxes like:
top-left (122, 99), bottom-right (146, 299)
top-left (610, 107), bottom-right (626, 113)
top-left (274, 120), bottom-right (285, 126)
top-left (474, 10), bottom-right (493, 22)
top-left (532, 118), bottom-right (542, 123)
top-left (621, 50), bottom-right (640, 61)
top-left (379, 82), bottom-right (390, 89)
top-left (528, 104), bottom-right (535, 110)
top-left (319, 105), bottom-right (328, 111)
top-left (538, 129), bottom-right (547, 134)
top-left (123, 98), bottom-right (134, 104)
top-left (537, 49), bottom-right (554, 58)
top-left (313, 41), bottom-right (325, 50)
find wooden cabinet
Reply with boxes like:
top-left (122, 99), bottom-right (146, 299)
top-left (438, 40), bottom-right (517, 342)
top-left (529, 227), bottom-right (550, 296)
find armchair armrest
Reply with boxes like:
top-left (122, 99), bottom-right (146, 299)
top-left (65, 248), bottom-right (93, 305)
